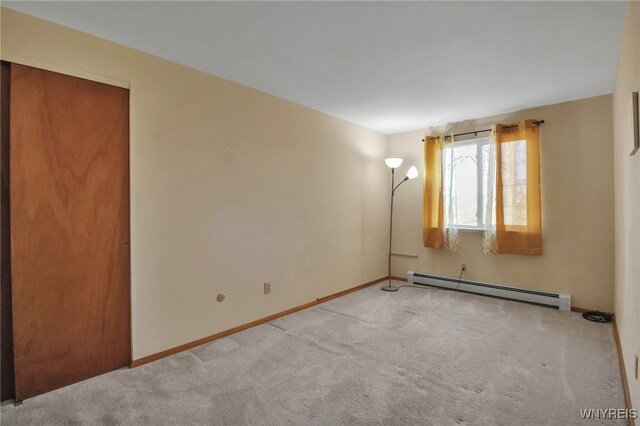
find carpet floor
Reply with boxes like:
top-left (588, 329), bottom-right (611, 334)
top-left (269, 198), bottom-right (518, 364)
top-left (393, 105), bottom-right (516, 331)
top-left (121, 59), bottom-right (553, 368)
top-left (0, 281), bottom-right (626, 425)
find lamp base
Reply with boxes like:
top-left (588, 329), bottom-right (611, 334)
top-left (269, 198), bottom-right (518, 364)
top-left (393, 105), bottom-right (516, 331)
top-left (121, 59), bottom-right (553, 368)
top-left (381, 283), bottom-right (399, 292)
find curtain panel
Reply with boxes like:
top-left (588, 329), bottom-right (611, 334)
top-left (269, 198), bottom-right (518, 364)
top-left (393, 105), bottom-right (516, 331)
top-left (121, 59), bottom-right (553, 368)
top-left (423, 136), bottom-right (445, 248)
top-left (489, 119), bottom-right (543, 255)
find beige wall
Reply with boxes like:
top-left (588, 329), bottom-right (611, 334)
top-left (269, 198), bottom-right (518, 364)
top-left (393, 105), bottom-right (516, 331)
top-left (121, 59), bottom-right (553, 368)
top-left (387, 95), bottom-right (615, 312)
top-left (0, 5), bottom-right (627, 377)
top-left (0, 8), bottom-right (389, 360)
top-left (613, 1), bottom-right (640, 411)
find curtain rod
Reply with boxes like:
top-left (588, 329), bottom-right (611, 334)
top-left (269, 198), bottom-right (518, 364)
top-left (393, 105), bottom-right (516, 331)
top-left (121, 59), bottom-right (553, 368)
top-left (421, 120), bottom-right (544, 142)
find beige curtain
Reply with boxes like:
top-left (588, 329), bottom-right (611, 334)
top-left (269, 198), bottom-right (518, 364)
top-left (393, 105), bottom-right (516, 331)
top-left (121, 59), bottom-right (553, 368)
top-left (486, 119), bottom-right (543, 255)
top-left (423, 136), bottom-right (444, 248)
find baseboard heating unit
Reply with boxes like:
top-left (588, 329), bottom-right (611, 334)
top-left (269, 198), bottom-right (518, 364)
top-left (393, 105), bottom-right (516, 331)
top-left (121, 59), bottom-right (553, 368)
top-left (407, 271), bottom-right (571, 311)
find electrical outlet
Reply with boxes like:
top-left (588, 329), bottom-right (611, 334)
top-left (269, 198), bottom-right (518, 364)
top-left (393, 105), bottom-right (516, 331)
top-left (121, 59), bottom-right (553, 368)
top-left (264, 282), bottom-right (271, 295)
top-left (217, 292), bottom-right (226, 302)
top-left (461, 263), bottom-right (467, 271)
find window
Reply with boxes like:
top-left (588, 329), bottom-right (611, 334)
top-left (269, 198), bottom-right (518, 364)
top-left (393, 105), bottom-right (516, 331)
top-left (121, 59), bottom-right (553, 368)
top-left (423, 120), bottom-right (541, 254)
top-left (442, 137), bottom-right (490, 230)
top-left (443, 136), bottom-right (529, 231)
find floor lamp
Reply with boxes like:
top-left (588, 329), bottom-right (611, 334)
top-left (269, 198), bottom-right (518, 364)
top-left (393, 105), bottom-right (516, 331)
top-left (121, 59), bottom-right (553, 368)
top-left (382, 158), bottom-right (418, 292)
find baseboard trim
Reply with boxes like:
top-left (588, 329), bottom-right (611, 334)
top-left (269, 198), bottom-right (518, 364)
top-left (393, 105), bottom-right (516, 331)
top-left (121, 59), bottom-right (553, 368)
top-left (613, 317), bottom-right (635, 426)
top-left (130, 276), bottom-right (388, 368)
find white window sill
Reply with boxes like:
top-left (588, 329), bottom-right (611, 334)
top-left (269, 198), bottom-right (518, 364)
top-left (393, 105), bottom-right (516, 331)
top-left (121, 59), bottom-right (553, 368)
top-left (447, 227), bottom-right (485, 233)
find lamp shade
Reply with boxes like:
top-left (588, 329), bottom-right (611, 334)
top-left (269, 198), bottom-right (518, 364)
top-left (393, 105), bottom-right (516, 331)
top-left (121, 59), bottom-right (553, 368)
top-left (406, 166), bottom-right (418, 180)
top-left (385, 158), bottom-right (403, 169)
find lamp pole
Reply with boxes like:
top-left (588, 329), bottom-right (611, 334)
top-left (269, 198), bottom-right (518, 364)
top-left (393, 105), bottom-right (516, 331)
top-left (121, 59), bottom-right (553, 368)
top-left (382, 160), bottom-right (417, 292)
top-left (382, 168), bottom-right (399, 291)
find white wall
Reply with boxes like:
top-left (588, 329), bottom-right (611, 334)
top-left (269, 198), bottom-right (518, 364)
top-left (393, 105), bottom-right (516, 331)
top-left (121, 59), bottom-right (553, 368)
top-left (613, 0), bottom-right (640, 411)
top-left (387, 95), bottom-right (615, 312)
top-left (0, 8), bottom-right (389, 360)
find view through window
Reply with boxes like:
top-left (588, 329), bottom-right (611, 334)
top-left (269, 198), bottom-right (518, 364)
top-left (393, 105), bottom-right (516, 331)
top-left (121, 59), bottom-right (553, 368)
top-left (443, 137), bottom-right (488, 229)
top-left (443, 136), bottom-right (528, 230)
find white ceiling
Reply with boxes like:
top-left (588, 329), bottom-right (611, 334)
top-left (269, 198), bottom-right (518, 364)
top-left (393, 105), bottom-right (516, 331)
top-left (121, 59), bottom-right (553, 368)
top-left (4, 1), bottom-right (627, 134)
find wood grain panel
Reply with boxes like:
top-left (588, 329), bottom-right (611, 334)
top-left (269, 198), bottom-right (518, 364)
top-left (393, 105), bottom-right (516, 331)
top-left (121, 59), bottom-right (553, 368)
top-left (1, 61), bottom-right (15, 401)
top-left (10, 64), bottom-right (130, 400)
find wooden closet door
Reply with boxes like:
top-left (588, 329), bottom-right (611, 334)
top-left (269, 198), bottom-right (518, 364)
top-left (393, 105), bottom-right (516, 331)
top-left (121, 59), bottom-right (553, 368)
top-left (10, 64), bottom-right (130, 400)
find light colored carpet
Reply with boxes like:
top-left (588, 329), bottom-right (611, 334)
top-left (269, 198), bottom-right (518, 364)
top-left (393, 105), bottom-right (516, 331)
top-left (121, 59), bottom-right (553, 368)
top-left (1, 281), bottom-right (626, 425)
